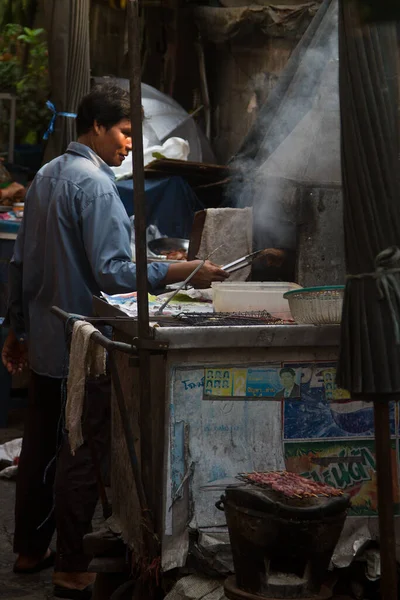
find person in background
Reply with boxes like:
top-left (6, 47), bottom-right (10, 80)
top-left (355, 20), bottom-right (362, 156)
top-left (1, 83), bottom-right (228, 600)
top-left (0, 159), bottom-right (28, 206)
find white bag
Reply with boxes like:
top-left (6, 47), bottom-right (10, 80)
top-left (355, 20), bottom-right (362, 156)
top-left (111, 136), bottom-right (190, 181)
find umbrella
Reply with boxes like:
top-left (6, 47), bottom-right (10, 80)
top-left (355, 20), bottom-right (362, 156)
top-left (337, 0), bottom-right (400, 597)
top-left (141, 83), bottom-right (201, 146)
top-left (42, 0), bottom-right (90, 163)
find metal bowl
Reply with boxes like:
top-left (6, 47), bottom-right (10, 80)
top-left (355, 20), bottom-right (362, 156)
top-left (148, 237), bottom-right (189, 255)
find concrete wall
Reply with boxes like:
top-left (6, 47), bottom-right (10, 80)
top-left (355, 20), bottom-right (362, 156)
top-left (206, 33), bottom-right (296, 163)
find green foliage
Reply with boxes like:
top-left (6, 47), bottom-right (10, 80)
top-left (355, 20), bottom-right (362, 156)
top-left (0, 23), bottom-right (49, 146)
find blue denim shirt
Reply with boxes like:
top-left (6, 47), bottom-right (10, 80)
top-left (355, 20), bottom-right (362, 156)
top-left (7, 142), bottom-right (169, 377)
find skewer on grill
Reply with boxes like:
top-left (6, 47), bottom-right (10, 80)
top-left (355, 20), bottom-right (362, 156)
top-left (237, 471), bottom-right (343, 498)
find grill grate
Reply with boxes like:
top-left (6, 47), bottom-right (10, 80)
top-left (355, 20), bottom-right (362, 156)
top-left (173, 311), bottom-right (285, 327)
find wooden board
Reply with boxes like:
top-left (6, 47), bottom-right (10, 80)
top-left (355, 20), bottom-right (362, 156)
top-left (145, 158), bottom-right (232, 188)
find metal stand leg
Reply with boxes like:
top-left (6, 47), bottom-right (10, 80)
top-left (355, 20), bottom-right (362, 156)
top-left (374, 401), bottom-right (398, 599)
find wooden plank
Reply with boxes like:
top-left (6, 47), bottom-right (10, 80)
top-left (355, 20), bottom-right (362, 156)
top-left (145, 158), bottom-right (229, 172)
top-left (188, 210), bottom-right (207, 260)
top-left (144, 159), bottom-right (231, 185)
top-left (111, 337), bottom-right (143, 554)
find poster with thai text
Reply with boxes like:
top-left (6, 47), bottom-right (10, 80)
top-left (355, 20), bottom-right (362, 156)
top-left (284, 439), bottom-right (400, 516)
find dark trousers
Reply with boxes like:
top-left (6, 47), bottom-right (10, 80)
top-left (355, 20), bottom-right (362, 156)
top-left (13, 371), bottom-right (111, 572)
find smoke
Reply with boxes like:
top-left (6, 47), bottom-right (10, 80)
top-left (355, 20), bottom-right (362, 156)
top-left (226, 0), bottom-right (340, 253)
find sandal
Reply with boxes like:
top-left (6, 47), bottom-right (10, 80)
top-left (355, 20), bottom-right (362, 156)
top-left (53, 584), bottom-right (93, 599)
top-left (13, 549), bottom-right (56, 574)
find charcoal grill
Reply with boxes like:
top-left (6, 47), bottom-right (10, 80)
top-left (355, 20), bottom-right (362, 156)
top-left (167, 312), bottom-right (285, 327)
top-left (217, 482), bottom-right (350, 600)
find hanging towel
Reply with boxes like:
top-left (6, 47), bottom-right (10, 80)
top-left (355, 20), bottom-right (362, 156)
top-left (66, 321), bottom-right (106, 455)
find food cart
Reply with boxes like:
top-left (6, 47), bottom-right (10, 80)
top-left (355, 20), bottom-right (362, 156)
top-left (91, 297), bottom-right (396, 577)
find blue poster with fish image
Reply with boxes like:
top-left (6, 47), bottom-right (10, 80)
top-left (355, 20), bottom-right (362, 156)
top-left (283, 362), bottom-right (396, 440)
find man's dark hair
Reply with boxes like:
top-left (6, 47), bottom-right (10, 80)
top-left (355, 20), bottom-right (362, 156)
top-left (76, 84), bottom-right (131, 136)
top-left (279, 367), bottom-right (296, 378)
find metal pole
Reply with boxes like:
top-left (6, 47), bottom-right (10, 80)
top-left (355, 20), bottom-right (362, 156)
top-left (127, 1), bottom-right (156, 561)
top-left (127, 0), bottom-right (149, 340)
top-left (373, 401), bottom-right (398, 599)
top-left (9, 95), bottom-right (16, 164)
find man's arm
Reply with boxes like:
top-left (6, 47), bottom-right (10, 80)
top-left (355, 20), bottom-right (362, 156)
top-left (81, 191), bottom-right (169, 293)
top-left (81, 192), bottom-right (228, 293)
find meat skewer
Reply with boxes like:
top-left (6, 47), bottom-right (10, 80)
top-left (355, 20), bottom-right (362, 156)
top-left (237, 470), bottom-right (343, 498)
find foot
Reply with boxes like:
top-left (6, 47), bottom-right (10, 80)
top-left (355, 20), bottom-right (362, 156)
top-left (53, 572), bottom-right (96, 591)
top-left (14, 548), bottom-right (52, 571)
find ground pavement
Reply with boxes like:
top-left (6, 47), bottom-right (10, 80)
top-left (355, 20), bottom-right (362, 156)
top-left (0, 409), bottom-right (54, 599)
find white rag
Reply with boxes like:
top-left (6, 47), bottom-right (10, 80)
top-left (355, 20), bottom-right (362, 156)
top-left (197, 207), bottom-right (253, 281)
top-left (66, 321), bottom-right (107, 455)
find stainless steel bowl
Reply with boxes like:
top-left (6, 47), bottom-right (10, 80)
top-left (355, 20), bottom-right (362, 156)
top-left (148, 237), bottom-right (189, 255)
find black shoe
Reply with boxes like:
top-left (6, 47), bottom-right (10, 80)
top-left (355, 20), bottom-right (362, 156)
top-left (53, 584), bottom-right (93, 599)
top-left (13, 550), bottom-right (56, 574)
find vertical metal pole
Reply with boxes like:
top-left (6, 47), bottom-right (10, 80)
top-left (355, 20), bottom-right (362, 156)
top-left (127, 0), bottom-right (149, 339)
top-left (127, 0), bottom-right (155, 554)
top-left (373, 401), bottom-right (398, 599)
top-left (9, 95), bottom-right (16, 164)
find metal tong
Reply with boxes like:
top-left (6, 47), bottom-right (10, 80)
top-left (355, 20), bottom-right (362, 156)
top-left (222, 250), bottom-right (264, 274)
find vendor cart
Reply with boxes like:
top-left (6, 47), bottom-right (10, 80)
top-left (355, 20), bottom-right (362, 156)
top-left (85, 297), bottom-right (398, 577)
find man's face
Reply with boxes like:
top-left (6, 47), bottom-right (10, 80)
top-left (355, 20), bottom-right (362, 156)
top-left (280, 372), bottom-right (294, 390)
top-left (95, 119), bottom-right (132, 167)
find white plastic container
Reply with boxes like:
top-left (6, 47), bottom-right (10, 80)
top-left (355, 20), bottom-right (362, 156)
top-left (212, 282), bottom-right (301, 319)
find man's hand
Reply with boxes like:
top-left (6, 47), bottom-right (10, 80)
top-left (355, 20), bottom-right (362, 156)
top-left (190, 260), bottom-right (229, 288)
top-left (1, 330), bottom-right (28, 374)
top-left (164, 260), bottom-right (229, 288)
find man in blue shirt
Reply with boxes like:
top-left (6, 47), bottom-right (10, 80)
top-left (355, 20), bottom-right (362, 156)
top-left (1, 84), bottom-right (227, 599)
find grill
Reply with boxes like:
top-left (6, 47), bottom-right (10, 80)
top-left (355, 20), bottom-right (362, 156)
top-left (167, 311), bottom-right (286, 327)
top-left (217, 474), bottom-right (350, 600)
